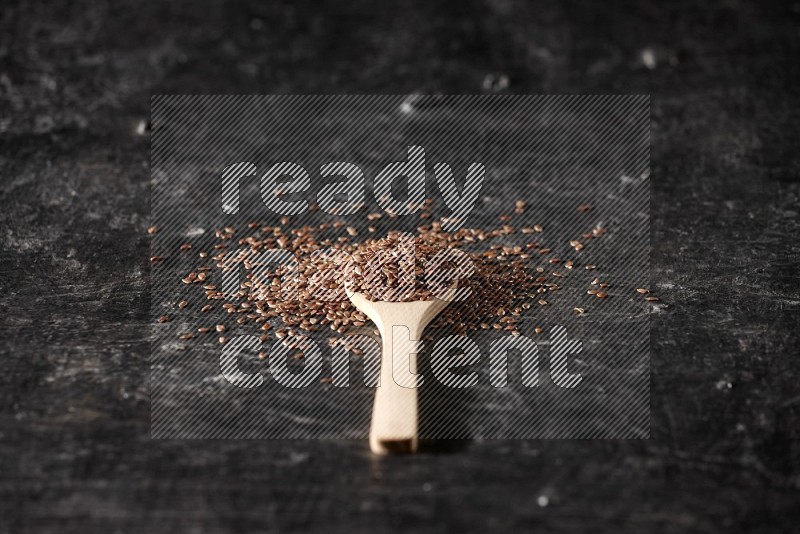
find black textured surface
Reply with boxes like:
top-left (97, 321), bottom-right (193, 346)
top-left (1, 0), bottom-right (799, 532)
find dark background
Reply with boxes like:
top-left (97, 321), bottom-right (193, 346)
top-left (1, 0), bottom-right (799, 532)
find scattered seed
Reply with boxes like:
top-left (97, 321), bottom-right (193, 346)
top-left (147, 226), bottom-right (158, 234)
top-left (158, 315), bottom-right (171, 323)
top-left (178, 333), bottom-right (193, 340)
top-left (573, 307), bottom-right (585, 314)
top-left (636, 288), bottom-right (650, 294)
top-left (180, 243), bottom-right (192, 251)
top-left (645, 296), bottom-right (660, 301)
top-left (216, 324), bottom-right (226, 332)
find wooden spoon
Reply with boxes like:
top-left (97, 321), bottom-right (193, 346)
top-left (346, 283), bottom-right (458, 454)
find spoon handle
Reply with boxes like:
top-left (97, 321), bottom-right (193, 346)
top-left (370, 324), bottom-right (422, 454)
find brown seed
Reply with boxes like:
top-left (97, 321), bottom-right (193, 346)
top-left (201, 305), bottom-right (213, 312)
top-left (180, 243), bottom-right (192, 251)
top-left (534, 327), bottom-right (543, 334)
top-left (215, 324), bottom-right (226, 332)
top-left (177, 197), bottom-right (616, 338)
top-left (178, 333), bottom-right (193, 340)
top-left (573, 307), bottom-right (585, 314)
top-left (150, 256), bottom-right (165, 262)
top-left (320, 377), bottom-right (333, 384)
top-left (636, 288), bottom-right (650, 294)
top-left (596, 291), bottom-right (608, 298)
top-left (147, 226), bottom-right (158, 234)
top-left (578, 204), bottom-right (592, 212)
top-left (585, 264), bottom-right (596, 270)
top-left (158, 315), bottom-right (171, 323)
top-left (218, 336), bottom-right (227, 344)
top-left (645, 296), bottom-right (660, 301)
top-left (177, 300), bottom-right (188, 308)
top-left (197, 327), bottom-right (211, 333)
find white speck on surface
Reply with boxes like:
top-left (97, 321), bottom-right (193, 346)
top-left (135, 120), bottom-right (147, 135)
top-left (537, 495), bottom-right (549, 507)
top-left (186, 227), bottom-right (206, 236)
top-left (482, 73), bottom-right (510, 92)
top-left (641, 48), bottom-right (657, 69)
